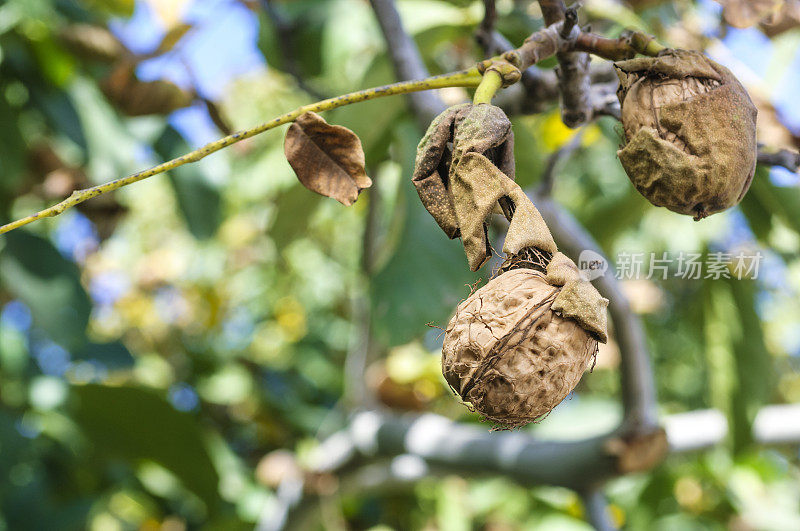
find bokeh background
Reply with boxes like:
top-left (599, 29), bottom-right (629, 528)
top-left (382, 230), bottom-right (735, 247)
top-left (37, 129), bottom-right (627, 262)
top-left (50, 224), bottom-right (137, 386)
top-left (1, 0), bottom-right (800, 529)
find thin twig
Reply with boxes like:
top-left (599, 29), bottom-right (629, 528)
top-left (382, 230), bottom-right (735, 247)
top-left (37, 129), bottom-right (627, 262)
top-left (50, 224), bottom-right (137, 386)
top-left (476, 0), bottom-right (498, 56)
top-left (2, 22), bottom-right (665, 234)
top-left (0, 70), bottom-right (481, 234)
top-left (537, 128), bottom-right (585, 197)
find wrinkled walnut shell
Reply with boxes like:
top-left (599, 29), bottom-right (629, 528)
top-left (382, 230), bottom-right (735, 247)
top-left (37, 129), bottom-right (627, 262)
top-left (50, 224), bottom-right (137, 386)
top-left (442, 267), bottom-right (603, 429)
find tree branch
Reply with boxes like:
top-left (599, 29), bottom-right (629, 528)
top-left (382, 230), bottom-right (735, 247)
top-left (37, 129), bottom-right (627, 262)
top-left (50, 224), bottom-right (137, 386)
top-left (369, 0), bottom-right (447, 126)
top-left (1, 21), bottom-right (664, 234)
top-left (476, 0), bottom-right (498, 56)
top-left (262, 402), bottom-right (800, 529)
top-left (479, 30), bottom-right (557, 114)
top-left (580, 488), bottom-right (617, 531)
top-left (538, 0), bottom-right (566, 25)
top-left (259, 0), bottom-right (327, 100)
top-left (0, 71), bottom-right (481, 234)
top-left (757, 145), bottom-right (800, 173)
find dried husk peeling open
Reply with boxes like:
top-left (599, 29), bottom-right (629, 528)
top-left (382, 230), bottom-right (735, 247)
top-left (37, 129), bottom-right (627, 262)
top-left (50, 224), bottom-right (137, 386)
top-left (615, 49), bottom-right (758, 220)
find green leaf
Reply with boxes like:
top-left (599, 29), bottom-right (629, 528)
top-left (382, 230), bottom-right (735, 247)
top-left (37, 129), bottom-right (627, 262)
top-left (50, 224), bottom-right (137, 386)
top-left (155, 23), bottom-right (192, 55)
top-left (71, 384), bottom-right (220, 512)
top-left (154, 126), bottom-right (222, 240)
top-left (739, 181), bottom-right (772, 242)
top-left (270, 183), bottom-right (322, 249)
top-left (0, 102), bottom-right (25, 211)
top-left (257, 1), bottom-right (327, 78)
top-left (371, 121), bottom-right (480, 346)
top-left (29, 85), bottom-right (87, 151)
top-left (74, 341), bottom-right (135, 371)
top-left (0, 231), bottom-right (90, 351)
top-left (329, 54), bottom-right (404, 167)
top-left (510, 117), bottom-right (545, 189)
top-left (704, 278), bottom-right (771, 453)
top-left (80, 0), bottom-right (135, 17)
top-left (67, 76), bottom-right (141, 184)
top-left (748, 166), bottom-right (800, 236)
top-left (727, 277), bottom-right (772, 450)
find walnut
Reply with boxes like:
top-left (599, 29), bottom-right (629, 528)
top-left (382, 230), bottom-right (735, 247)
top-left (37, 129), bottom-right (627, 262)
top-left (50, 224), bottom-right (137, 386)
top-left (442, 253), bottom-right (608, 429)
top-left (615, 50), bottom-right (758, 220)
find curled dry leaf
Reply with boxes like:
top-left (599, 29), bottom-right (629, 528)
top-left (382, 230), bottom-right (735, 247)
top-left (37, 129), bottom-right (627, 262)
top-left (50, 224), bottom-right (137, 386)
top-left (453, 153), bottom-right (555, 270)
top-left (284, 111), bottom-right (371, 206)
top-left (412, 104), bottom-right (514, 239)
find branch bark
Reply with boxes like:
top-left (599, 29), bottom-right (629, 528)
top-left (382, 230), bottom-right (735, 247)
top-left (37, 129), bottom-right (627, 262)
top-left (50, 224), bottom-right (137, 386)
top-left (580, 488), bottom-right (617, 531)
top-left (369, 0), bottom-right (447, 126)
top-left (478, 0), bottom-right (498, 48)
top-left (538, 0), bottom-right (566, 25)
top-left (757, 146), bottom-right (800, 173)
top-left (261, 402), bottom-right (800, 529)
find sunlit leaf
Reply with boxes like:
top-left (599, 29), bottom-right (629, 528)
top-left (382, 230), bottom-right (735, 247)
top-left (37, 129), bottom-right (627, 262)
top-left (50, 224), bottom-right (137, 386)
top-left (80, 0), bottom-right (135, 17)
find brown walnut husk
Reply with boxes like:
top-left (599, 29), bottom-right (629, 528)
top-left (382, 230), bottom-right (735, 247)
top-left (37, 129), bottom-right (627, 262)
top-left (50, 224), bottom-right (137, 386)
top-left (442, 254), bottom-right (608, 429)
top-left (615, 49), bottom-right (758, 220)
top-left (413, 104), bottom-right (555, 270)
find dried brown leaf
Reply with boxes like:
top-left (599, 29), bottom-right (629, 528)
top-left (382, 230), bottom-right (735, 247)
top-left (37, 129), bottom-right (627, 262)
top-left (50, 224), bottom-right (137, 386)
top-left (284, 112), bottom-right (371, 206)
top-left (58, 23), bottom-right (124, 63)
top-left (716, 0), bottom-right (780, 28)
top-left (102, 63), bottom-right (194, 116)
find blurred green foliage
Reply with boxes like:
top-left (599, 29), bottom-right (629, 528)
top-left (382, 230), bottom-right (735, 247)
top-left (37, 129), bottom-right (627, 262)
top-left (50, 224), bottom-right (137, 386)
top-left (0, 0), bottom-right (799, 529)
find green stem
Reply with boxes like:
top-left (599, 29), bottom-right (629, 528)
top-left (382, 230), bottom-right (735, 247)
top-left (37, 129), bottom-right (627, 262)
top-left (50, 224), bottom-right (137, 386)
top-left (627, 31), bottom-right (667, 56)
top-left (0, 68), bottom-right (481, 235)
top-left (473, 70), bottom-right (503, 104)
